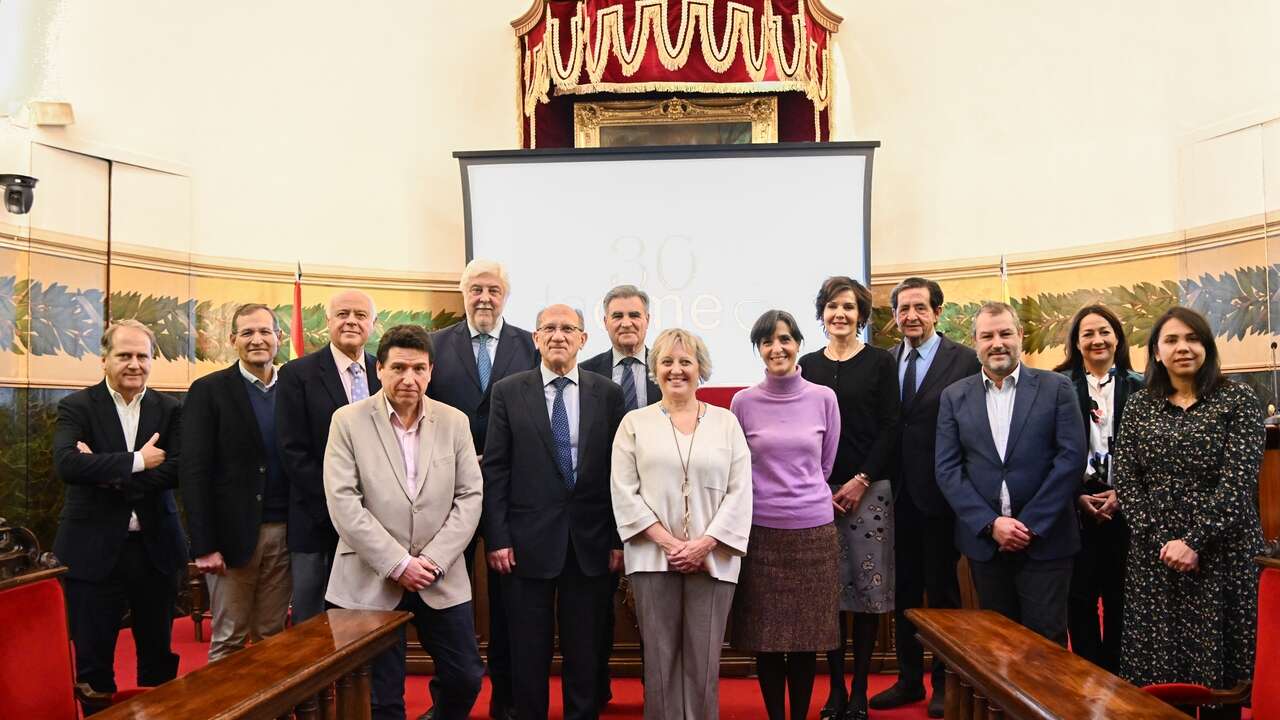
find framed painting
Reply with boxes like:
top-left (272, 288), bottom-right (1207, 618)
top-left (573, 96), bottom-right (778, 148)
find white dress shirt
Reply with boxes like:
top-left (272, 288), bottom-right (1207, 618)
top-left (107, 383), bottom-right (146, 531)
top-left (468, 318), bottom-right (503, 365)
top-left (330, 343), bottom-right (368, 403)
top-left (983, 363), bottom-right (1021, 516)
top-left (1085, 369), bottom-right (1116, 484)
top-left (540, 364), bottom-right (580, 469)
top-left (611, 347), bottom-right (648, 407)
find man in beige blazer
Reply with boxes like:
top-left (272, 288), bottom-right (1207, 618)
top-left (324, 324), bottom-right (484, 720)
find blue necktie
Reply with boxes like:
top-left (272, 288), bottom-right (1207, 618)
top-left (619, 357), bottom-right (639, 411)
top-left (476, 333), bottom-right (493, 392)
top-left (348, 362), bottom-right (368, 402)
top-left (550, 376), bottom-right (575, 489)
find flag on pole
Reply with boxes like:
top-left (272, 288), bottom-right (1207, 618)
top-left (292, 262), bottom-right (305, 358)
top-left (999, 254), bottom-right (1010, 303)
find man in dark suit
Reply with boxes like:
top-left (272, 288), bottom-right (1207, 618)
top-left (578, 283), bottom-right (658, 705)
top-left (52, 320), bottom-right (186, 702)
top-left (870, 277), bottom-right (980, 718)
top-left (935, 301), bottom-right (1085, 646)
top-left (276, 289), bottom-right (380, 623)
top-left (182, 303), bottom-right (291, 662)
top-left (483, 304), bottom-right (626, 720)
top-left (424, 259), bottom-right (537, 720)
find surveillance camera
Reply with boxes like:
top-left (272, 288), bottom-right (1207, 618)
top-left (0, 174), bottom-right (38, 215)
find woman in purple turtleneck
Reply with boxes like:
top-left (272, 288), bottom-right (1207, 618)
top-left (730, 309), bottom-right (841, 720)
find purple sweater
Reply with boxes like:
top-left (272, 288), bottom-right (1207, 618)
top-left (730, 370), bottom-right (840, 529)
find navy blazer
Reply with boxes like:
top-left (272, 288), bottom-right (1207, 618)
top-left (481, 367), bottom-right (625, 579)
top-left (275, 346), bottom-right (380, 553)
top-left (579, 347), bottom-right (661, 408)
top-left (427, 319), bottom-right (538, 454)
top-left (52, 381), bottom-right (187, 581)
top-left (935, 365), bottom-right (1086, 562)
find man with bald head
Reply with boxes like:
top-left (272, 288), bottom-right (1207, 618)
top-left (276, 289), bottom-right (382, 622)
top-left (483, 304), bottom-right (626, 720)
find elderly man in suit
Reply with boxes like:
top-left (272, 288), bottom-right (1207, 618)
top-left (276, 289), bottom-right (381, 623)
top-left (484, 304), bottom-right (626, 720)
top-left (182, 303), bottom-right (291, 662)
top-left (935, 301), bottom-right (1085, 645)
top-left (325, 324), bottom-right (485, 720)
top-left (424, 259), bottom-right (537, 720)
top-left (52, 320), bottom-right (186, 703)
top-left (579, 283), bottom-right (659, 705)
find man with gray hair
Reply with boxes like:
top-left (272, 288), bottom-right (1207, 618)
top-left (276, 289), bottom-right (381, 623)
top-left (53, 320), bottom-right (186, 706)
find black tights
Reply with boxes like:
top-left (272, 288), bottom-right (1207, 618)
top-left (825, 612), bottom-right (881, 711)
top-left (756, 651), bottom-right (817, 720)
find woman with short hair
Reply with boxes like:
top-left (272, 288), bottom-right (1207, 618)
top-left (731, 309), bottom-right (841, 720)
top-left (611, 328), bottom-right (752, 720)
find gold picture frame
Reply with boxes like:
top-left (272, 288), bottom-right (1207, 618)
top-left (573, 96), bottom-right (778, 148)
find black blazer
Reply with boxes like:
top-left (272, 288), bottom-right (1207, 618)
top-left (52, 381), bottom-right (186, 582)
top-left (1063, 367), bottom-right (1144, 495)
top-left (579, 347), bottom-right (661, 408)
top-left (181, 363), bottom-right (278, 568)
top-left (427, 320), bottom-right (538, 454)
top-left (936, 366), bottom-right (1086, 562)
top-left (893, 334), bottom-right (982, 515)
top-left (275, 346), bottom-right (380, 553)
top-left (482, 367), bottom-right (625, 579)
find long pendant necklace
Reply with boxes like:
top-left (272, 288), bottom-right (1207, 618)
top-left (661, 401), bottom-right (704, 540)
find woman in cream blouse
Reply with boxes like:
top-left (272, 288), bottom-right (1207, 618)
top-left (611, 328), bottom-right (753, 720)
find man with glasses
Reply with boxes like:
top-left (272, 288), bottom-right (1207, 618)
top-left (482, 304), bottom-right (626, 720)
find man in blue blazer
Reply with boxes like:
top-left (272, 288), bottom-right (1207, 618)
top-left (424, 259), bottom-right (537, 720)
top-left (935, 302), bottom-right (1085, 645)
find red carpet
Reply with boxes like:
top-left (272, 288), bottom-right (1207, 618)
top-left (111, 619), bottom-right (933, 719)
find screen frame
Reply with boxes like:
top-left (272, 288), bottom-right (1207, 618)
top-left (453, 141), bottom-right (879, 291)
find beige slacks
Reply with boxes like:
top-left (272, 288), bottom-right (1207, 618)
top-left (206, 522), bottom-right (291, 662)
top-left (629, 570), bottom-right (736, 720)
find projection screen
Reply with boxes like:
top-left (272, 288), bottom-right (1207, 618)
top-left (455, 142), bottom-right (877, 387)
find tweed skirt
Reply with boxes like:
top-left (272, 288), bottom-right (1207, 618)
top-left (730, 523), bottom-right (839, 653)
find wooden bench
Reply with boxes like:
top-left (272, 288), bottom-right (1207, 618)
top-left (96, 609), bottom-right (412, 720)
top-left (905, 608), bottom-right (1185, 719)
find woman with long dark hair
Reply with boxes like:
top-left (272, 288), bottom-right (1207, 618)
top-left (1112, 307), bottom-right (1266, 694)
top-left (1052, 305), bottom-right (1143, 672)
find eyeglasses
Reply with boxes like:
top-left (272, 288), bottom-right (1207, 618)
top-left (538, 324), bottom-right (582, 336)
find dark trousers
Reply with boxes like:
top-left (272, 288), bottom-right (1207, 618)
top-left (289, 549), bottom-right (334, 624)
top-left (1067, 514), bottom-right (1128, 672)
top-left (597, 571), bottom-right (620, 704)
top-left (64, 534), bottom-right (180, 696)
top-left (970, 553), bottom-right (1073, 646)
top-left (430, 533), bottom-right (513, 713)
top-left (505, 546), bottom-right (613, 720)
top-left (891, 491), bottom-right (961, 692)
top-left (365, 592), bottom-right (484, 720)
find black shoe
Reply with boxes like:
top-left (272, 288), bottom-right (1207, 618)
top-left (842, 708), bottom-right (869, 720)
top-left (868, 682), bottom-right (926, 710)
top-left (416, 709), bottom-right (434, 720)
top-left (820, 692), bottom-right (848, 720)
top-left (927, 690), bottom-right (945, 718)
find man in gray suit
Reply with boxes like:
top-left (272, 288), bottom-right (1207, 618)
top-left (324, 324), bottom-right (485, 720)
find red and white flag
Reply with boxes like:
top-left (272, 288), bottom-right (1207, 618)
top-left (292, 262), bottom-right (305, 358)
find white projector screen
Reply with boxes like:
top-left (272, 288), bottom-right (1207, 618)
top-left (456, 143), bottom-right (876, 387)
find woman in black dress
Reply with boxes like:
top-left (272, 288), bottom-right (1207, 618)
top-left (1052, 305), bottom-right (1143, 672)
top-left (799, 276), bottom-right (900, 720)
top-left (1112, 307), bottom-right (1266, 694)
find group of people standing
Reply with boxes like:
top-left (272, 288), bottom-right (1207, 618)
top-left (50, 259), bottom-right (1268, 720)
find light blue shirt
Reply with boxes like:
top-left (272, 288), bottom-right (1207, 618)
top-left (611, 347), bottom-right (649, 408)
top-left (540, 364), bottom-right (580, 469)
top-left (898, 330), bottom-right (943, 396)
top-left (469, 318), bottom-right (502, 365)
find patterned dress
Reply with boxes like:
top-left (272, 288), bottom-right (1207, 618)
top-left (1112, 381), bottom-right (1266, 688)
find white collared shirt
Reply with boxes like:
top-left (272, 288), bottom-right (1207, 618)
top-left (983, 363), bottom-right (1022, 516)
top-left (237, 361), bottom-right (278, 392)
top-left (611, 347), bottom-right (648, 407)
top-left (1085, 369), bottom-right (1116, 483)
top-left (107, 383), bottom-right (146, 531)
top-left (540, 364), bottom-right (581, 469)
top-left (468, 318), bottom-right (503, 366)
top-left (329, 343), bottom-right (368, 403)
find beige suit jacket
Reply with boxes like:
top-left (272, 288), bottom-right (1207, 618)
top-left (323, 391), bottom-right (482, 610)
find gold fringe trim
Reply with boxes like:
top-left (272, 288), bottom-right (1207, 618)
top-left (520, 0), bottom-right (834, 119)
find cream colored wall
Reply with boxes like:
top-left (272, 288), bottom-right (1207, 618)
top-left (4, 0), bottom-right (1279, 272)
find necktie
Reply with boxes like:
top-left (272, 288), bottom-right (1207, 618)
top-left (550, 376), bottom-right (576, 489)
top-left (476, 334), bottom-right (493, 392)
top-left (619, 356), bottom-right (639, 411)
top-left (901, 348), bottom-right (919, 410)
top-left (348, 362), bottom-right (368, 402)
